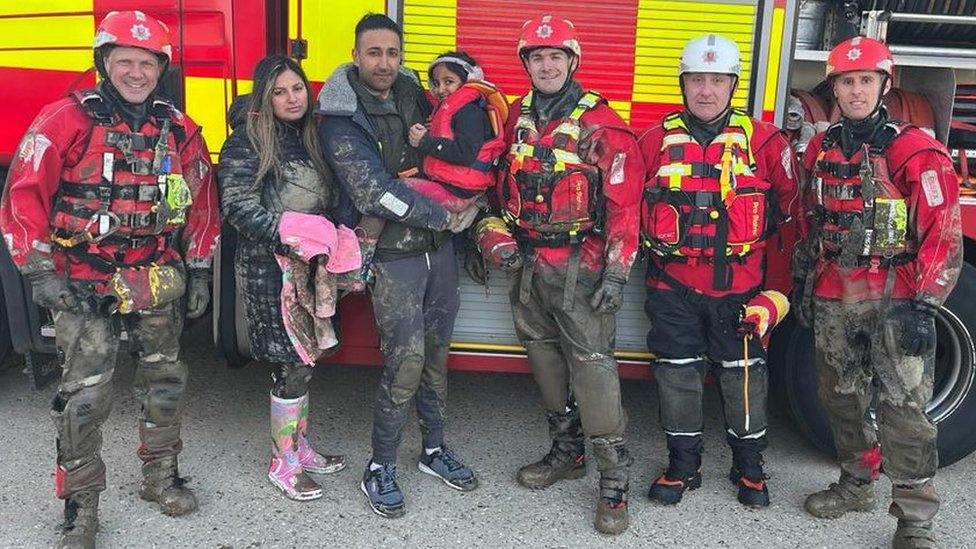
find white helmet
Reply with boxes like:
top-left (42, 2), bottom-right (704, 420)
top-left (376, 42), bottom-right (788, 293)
top-left (679, 34), bottom-right (741, 77)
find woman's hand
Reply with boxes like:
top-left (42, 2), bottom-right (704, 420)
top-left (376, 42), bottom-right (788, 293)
top-left (408, 123), bottom-right (428, 148)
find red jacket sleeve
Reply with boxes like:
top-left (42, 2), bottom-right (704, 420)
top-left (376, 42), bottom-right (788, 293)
top-left (581, 105), bottom-right (645, 280)
top-left (0, 99), bottom-right (88, 274)
top-left (901, 145), bottom-right (962, 307)
top-left (754, 125), bottom-right (800, 293)
top-left (176, 115), bottom-right (220, 270)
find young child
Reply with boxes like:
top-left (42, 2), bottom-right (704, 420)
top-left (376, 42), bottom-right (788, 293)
top-left (356, 52), bottom-right (507, 283)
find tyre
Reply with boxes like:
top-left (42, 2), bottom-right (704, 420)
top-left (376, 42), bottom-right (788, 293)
top-left (783, 262), bottom-right (976, 467)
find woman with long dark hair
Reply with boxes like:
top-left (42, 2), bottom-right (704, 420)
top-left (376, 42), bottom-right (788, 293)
top-left (218, 55), bottom-right (345, 501)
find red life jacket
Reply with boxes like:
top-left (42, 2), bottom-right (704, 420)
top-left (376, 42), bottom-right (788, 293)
top-left (501, 90), bottom-right (603, 246)
top-left (811, 122), bottom-right (916, 267)
top-left (423, 81), bottom-right (509, 192)
top-left (51, 89), bottom-right (189, 271)
top-left (642, 109), bottom-right (774, 266)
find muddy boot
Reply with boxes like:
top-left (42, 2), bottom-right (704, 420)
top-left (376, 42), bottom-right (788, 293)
top-left (516, 408), bottom-right (586, 489)
top-left (729, 445), bottom-right (770, 508)
top-left (56, 491), bottom-right (98, 549)
top-left (139, 455), bottom-right (197, 516)
top-left (648, 434), bottom-right (702, 505)
top-left (269, 393), bottom-right (322, 501)
top-left (804, 472), bottom-right (875, 519)
top-left (892, 520), bottom-right (937, 549)
top-left (592, 437), bottom-right (632, 535)
top-left (294, 393), bottom-right (346, 475)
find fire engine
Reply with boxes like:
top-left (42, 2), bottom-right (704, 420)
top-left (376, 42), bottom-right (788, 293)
top-left (1, 0), bottom-right (974, 466)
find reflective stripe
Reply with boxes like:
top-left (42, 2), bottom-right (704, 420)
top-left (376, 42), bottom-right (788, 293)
top-left (664, 430), bottom-right (704, 437)
top-left (727, 428), bottom-right (767, 439)
top-left (661, 133), bottom-right (694, 149)
top-left (656, 356), bottom-right (703, 365)
top-left (509, 143), bottom-right (583, 167)
top-left (720, 357), bottom-right (765, 368)
top-left (570, 91), bottom-right (602, 119)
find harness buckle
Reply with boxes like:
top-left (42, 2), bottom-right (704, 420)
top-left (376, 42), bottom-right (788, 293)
top-left (88, 212), bottom-right (121, 242)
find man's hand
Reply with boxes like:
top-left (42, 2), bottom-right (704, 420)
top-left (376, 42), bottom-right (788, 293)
top-left (589, 275), bottom-right (627, 314)
top-left (408, 123), bottom-right (428, 148)
top-left (900, 302), bottom-right (938, 357)
top-left (185, 269), bottom-right (212, 319)
top-left (25, 270), bottom-right (80, 312)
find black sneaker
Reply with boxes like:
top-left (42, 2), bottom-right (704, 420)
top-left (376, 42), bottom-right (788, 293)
top-left (360, 461), bottom-right (405, 518)
top-left (648, 469), bottom-right (702, 505)
top-left (418, 446), bottom-right (479, 492)
top-left (729, 466), bottom-right (770, 508)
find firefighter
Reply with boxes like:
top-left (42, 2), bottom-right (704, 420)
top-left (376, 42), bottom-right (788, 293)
top-left (317, 14), bottom-right (479, 519)
top-left (484, 14), bottom-right (644, 535)
top-left (638, 34), bottom-right (798, 508)
top-left (797, 37), bottom-right (961, 549)
top-left (0, 10), bottom-right (219, 549)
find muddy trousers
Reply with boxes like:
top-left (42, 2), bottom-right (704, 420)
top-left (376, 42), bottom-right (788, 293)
top-left (271, 363), bottom-right (314, 399)
top-left (369, 242), bottom-right (459, 464)
top-left (509, 262), bottom-right (627, 445)
top-left (814, 297), bottom-right (940, 521)
top-left (645, 287), bottom-right (769, 477)
top-left (51, 302), bottom-right (187, 499)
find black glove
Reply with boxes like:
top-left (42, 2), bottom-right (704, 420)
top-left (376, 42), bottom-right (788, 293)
top-left (900, 301), bottom-right (938, 357)
top-left (791, 278), bottom-right (813, 328)
top-left (185, 269), bottom-right (212, 319)
top-left (589, 275), bottom-right (627, 314)
top-left (25, 270), bottom-right (80, 312)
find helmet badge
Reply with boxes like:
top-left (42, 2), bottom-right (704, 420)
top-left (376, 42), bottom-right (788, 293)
top-left (702, 49), bottom-right (717, 64)
top-left (535, 24), bottom-right (553, 39)
top-left (130, 24), bottom-right (152, 42)
top-left (846, 48), bottom-right (862, 61)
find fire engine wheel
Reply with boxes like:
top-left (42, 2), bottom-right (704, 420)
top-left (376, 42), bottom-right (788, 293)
top-left (782, 262), bottom-right (976, 467)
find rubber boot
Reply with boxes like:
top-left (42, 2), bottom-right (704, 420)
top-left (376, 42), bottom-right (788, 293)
top-left (729, 444), bottom-right (770, 508)
top-left (294, 393), bottom-right (346, 475)
top-left (516, 408), bottom-right (586, 489)
top-left (804, 472), bottom-right (876, 519)
top-left (892, 520), bottom-right (938, 549)
top-left (648, 434), bottom-right (702, 505)
top-left (269, 393), bottom-right (322, 501)
top-left (56, 491), bottom-right (98, 549)
top-left (592, 437), bottom-right (632, 536)
top-left (139, 455), bottom-right (197, 516)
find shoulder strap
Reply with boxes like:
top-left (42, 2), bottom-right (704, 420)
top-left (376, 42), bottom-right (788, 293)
top-left (70, 89), bottom-right (114, 126)
top-left (569, 91), bottom-right (603, 121)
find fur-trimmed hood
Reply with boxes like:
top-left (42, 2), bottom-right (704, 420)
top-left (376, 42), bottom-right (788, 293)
top-left (315, 62), bottom-right (422, 116)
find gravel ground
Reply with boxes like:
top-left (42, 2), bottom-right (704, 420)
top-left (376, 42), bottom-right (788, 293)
top-left (1, 325), bottom-right (974, 549)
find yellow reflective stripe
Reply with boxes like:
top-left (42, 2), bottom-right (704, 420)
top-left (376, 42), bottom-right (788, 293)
top-left (663, 112), bottom-right (686, 132)
top-left (729, 110), bottom-right (758, 166)
top-left (661, 133), bottom-right (694, 149)
top-left (713, 131), bottom-right (750, 149)
top-left (553, 121), bottom-right (581, 141)
top-left (570, 91), bottom-right (602, 120)
top-left (720, 135), bottom-right (735, 205)
top-left (656, 164), bottom-right (690, 189)
top-left (509, 143), bottom-right (582, 167)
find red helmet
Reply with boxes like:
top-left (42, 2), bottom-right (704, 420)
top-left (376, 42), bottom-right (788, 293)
top-left (825, 36), bottom-right (893, 79)
top-left (517, 15), bottom-right (581, 60)
top-left (94, 10), bottom-right (173, 61)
